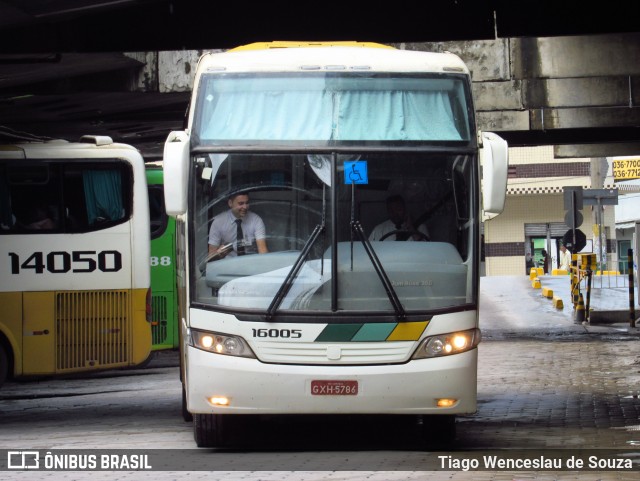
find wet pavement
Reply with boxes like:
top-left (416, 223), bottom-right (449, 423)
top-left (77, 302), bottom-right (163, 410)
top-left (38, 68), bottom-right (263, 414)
top-left (480, 274), bottom-right (640, 338)
top-left (1, 275), bottom-right (640, 480)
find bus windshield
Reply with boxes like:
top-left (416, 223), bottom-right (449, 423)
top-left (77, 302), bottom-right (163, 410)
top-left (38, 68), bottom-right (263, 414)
top-left (193, 73), bottom-right (473, 145)
top-left (194, 151), bottom-right (476, 318)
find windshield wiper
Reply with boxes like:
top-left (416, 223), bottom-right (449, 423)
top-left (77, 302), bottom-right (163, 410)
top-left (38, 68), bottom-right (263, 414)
top-left (266, 222), bottom-right (324, 321)
top-left (266, 185), bottom-right (328, 321)
top-left (350, 220), bottom-right (406, 321)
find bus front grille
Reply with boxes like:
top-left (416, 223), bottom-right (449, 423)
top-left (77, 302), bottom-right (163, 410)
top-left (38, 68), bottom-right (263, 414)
top-left (55, 290), bottom-right (130, 372)
top-left (151, 294), bottom-right (168, 345)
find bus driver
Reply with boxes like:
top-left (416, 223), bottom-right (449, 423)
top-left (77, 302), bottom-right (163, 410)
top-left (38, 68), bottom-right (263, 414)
top-left (208, 192), bottom-right (268, 260)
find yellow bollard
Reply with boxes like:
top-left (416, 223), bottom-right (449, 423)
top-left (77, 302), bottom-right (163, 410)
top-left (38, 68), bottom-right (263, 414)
top-left (542, 287), bottom-right (554, 298)
top-left (575, 293), bottom-right (585, 323)
top-left (552, 296), bottom-right (564, 309)
top-left (532, 278), bottom-right (541, 289)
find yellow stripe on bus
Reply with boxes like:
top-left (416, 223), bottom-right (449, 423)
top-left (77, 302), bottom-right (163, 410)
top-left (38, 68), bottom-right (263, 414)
top-left (386, 321), bottom-right (429, 341)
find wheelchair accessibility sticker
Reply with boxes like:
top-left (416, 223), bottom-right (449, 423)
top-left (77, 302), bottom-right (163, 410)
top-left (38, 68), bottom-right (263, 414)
top-left (344, 161), bottom-right (368, 185)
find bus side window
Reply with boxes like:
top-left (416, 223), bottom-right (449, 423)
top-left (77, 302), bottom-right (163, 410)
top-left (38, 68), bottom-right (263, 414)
top-left (83, 170), bottom-right (125, 225)
top-left (148, 185), bottom-right (168, 239)
top-left (20, 202), bottom-right (57, 230)
top-left (0, 170), bottom-right (14, 230)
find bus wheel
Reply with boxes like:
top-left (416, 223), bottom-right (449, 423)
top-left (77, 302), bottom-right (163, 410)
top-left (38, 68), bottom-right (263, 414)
top-left (193, 414), bottom-right (255, 448)
top-left (420, 414), bottom-right (456, 448)
top-left (0, 344), bottom-right (8, 388)
top-left (182, 384), bottom-right (193, 423)
top-left (193, 413), bottom-right (228, 448)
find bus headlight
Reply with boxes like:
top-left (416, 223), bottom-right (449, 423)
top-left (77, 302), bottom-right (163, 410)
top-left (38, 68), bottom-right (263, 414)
top-left (411, 328), bottom-right (481, 359)
top-left (188, 328), bottom-right (256, 358)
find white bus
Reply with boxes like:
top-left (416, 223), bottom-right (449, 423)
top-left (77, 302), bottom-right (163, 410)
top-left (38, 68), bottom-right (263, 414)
top-left (163, 42), bottom-right (508, 447)
top-left (0, 136), bottom-right (152, 388)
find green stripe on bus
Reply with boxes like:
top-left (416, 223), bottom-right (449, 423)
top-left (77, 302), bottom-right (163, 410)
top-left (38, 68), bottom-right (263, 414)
top-left (351, 323), bottom-right (397, 341)
top-left (314, 324), bottom-right (363, 342)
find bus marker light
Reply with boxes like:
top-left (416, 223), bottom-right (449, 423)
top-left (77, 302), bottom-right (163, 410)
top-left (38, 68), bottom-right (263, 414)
top-left (208, 396), bottom-right (230, 406)
top-left (436, 398), bottom-right (457, 408)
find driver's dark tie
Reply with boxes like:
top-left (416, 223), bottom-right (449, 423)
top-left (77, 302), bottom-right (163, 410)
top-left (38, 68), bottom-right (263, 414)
top-left (235, 219), bottom-right (245, 255)
top-left (395, 222), bottom-right (409, 241)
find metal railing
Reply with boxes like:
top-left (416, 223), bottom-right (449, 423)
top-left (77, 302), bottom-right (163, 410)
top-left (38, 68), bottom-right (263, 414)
top-left (571, 251), bottom-right (636, 327)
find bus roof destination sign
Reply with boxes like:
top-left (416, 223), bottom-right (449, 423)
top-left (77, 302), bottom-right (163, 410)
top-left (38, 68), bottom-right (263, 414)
top-left (612, 157), bottom-right (640, 181)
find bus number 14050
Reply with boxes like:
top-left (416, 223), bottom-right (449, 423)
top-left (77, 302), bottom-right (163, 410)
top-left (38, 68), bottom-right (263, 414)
top-left (8, 250), bottom-right (122, 274)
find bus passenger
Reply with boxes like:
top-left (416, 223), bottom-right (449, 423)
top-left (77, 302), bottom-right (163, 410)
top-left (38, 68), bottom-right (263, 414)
top-left (22, 204), bottom-right (57, 230)
top-left (208, 192), bottom-right (268, 260)
top-left (369, 195), bottom-right (430, 242)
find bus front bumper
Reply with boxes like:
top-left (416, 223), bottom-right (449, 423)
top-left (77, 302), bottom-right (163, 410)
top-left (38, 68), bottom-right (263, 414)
top-left (185, 345), bottom-right (478, 415)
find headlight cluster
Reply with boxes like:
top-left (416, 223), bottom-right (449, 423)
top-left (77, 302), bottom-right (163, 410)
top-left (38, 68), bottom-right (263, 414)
top-left (189, 328), bottom-right (256, 358)
top-left (412, 328), bottom-right (481, 359)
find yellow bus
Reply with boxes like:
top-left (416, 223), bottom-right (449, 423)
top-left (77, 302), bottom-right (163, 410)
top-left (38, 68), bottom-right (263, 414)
top-left (163, 42), bottom-right (508, 447)
top-left (0, 136), bottom-right (152, 387)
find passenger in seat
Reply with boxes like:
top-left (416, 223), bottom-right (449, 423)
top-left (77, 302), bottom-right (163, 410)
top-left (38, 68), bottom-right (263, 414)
top-left (22, 204), bottom-right (57, 230)
top-left (369, 195), bottom-right (430, 242)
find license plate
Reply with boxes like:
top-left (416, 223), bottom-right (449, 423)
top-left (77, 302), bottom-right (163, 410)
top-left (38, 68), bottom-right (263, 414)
top-left (311, 380), bottom-right (358, 396)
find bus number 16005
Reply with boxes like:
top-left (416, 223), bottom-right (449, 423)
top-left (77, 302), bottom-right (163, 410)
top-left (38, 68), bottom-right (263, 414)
top-left (8, 250), bottom-right (122, 274)
top-left (252, 328), bottom-right (302, 338)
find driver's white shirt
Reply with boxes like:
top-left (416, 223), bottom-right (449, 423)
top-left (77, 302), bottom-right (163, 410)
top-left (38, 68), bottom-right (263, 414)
top-left (368, 219), bottom-right (430, 241)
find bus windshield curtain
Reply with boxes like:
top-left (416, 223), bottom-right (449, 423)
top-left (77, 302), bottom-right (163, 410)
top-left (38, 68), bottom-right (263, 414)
top-left (83, 170), bottom-right (124, 225)
top-left (200, 77), bottom-right (465, 142)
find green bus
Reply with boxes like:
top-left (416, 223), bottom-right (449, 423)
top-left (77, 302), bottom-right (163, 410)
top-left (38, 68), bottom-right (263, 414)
top-left (146, 163), bottom-right (179, 350)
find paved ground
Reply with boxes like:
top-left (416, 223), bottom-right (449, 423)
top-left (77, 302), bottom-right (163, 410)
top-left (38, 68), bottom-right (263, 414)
top-left (2, 275), bottom-right (640, 480)
top-left (480, 274), bottom-right (640, 336)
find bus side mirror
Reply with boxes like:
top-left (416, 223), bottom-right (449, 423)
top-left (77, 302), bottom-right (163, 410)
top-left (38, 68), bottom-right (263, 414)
top-left (163, 130), bottom-right (190, 216)
top-left (480, 131), bottom-right (508, 217)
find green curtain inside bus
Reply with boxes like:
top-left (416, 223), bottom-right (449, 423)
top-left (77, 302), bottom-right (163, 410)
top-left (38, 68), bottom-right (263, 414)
top-left (83, 170), bottom-right (124, 224)
top-left (199, 77), bottom-right (468, 142)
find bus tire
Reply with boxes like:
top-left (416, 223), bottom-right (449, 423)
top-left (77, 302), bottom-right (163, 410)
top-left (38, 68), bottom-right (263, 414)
top-left (420, 414), bottom-right (456, 448)
top-left (193, 413), bottom-right (228, 448)
top-left (0, 343), bottom-right (8, 388)
top-left (182, 384), bottom-right (193, 422)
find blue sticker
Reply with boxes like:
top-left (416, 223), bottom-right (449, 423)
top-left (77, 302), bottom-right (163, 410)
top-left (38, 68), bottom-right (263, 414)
top-left (344, 161), bottom-right (368, 185)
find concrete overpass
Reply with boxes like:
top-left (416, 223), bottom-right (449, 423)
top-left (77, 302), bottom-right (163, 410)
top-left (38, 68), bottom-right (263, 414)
top-left (0, 1), bottom-right (638, 158)
top-left (398, 34), bottom-right (640, 158)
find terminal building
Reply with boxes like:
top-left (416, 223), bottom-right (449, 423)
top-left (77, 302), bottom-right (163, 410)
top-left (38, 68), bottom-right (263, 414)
top-left (483, 146), bottom-right (620, 276)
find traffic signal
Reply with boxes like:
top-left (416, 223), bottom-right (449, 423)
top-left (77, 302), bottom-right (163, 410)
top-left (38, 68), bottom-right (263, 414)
top-left (562, 187), bottom-right (586, 252)
top-left (563, 187), bottom-right (583, 230)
